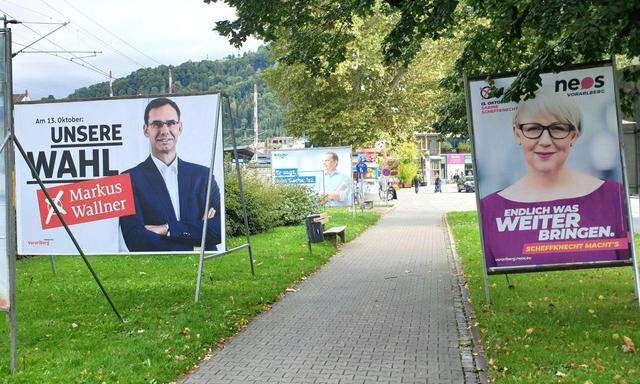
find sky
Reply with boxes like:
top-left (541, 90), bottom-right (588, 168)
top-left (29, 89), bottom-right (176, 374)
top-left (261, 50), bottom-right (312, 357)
top-left (2, 0), bottom-right (262, 99)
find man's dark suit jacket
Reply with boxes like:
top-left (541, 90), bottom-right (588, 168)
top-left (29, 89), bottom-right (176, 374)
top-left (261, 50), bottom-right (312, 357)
top-left (119, 156), bottom-right (221, 252)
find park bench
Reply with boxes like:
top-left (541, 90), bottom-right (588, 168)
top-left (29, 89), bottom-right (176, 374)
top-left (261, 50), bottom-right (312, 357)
top-left (305, 213), bottom-right (347, 253)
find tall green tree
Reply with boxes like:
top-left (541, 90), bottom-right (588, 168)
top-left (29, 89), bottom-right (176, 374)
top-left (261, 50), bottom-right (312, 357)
top-left (210, 0), bottom-right (639, 98)
top-left (208, 0), bottom-right (640, 134)
top-left (262, 11), bottom-right (461, 147)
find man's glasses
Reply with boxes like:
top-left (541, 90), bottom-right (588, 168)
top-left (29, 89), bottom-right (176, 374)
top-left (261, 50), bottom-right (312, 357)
top-left (518, 122), bottom-right (575, 139)
top-left (148, 120), bottom-right (179, 129)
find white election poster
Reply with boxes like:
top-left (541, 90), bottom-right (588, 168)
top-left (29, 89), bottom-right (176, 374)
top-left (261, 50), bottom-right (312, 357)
top-left (272, 147), bottom-right (353, 207)
top-left (14, 94), bottom-right (225, 255)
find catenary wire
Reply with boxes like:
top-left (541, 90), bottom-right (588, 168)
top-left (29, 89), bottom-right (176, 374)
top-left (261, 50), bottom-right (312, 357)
top-left (0, 9), bottom-right (109, 77)
top-left (57, 0), bottom-right (161, 65)
top-left (13, 41), bottom-right (109, 77)
top-left (38, 0), bottom-right (147, 68)
top-left (0, 0), bottom-right (52, 20)
top-left (1, 8), bottom-right (110, 77)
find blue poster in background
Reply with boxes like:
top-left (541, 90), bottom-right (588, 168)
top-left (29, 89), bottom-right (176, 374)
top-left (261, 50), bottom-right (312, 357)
top-left (271, 147), bottom-right (353, 207)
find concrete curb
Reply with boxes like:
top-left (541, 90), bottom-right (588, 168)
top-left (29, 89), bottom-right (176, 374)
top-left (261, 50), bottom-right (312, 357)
top-left (443, 214), bottom-right (490, 384)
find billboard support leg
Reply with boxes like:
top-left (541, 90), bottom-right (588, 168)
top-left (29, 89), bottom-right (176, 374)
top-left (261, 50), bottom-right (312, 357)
top-left (5, 134), bottom-right (18, 374)
top-left (12, 134), bottom-right (124, 323)
top-left (482, 268), bottom-right (491, 306)
top-left (2, 27), bottom-right (19, 373)
top-left (224, 96), bottom-right (255, 276)
top-left (504, 274), bottom-right (513, 288)
top-left (49, 256), bottom-right (56, 275)
top-left (463, 74), bottom-right (491, 306)
top-left (195, 96), bottom-right (222, 302)
top-left (612, 57), bottom-right (640, 307)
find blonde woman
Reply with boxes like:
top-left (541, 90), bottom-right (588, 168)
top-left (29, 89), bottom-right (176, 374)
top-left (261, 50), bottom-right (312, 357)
top-left (480, 91), bottom-right (629, 268)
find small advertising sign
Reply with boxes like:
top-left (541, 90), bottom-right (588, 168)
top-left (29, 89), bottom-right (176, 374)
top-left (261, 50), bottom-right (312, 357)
top-left (446, 154), bottom-right (465, 164)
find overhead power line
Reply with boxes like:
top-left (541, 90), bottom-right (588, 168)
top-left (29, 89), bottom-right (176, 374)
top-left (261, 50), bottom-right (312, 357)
top-left (19, 21), bottom-right (67, 25)
top-left (12, 21), bottom-right (68, 56)
top-left (1, 8), bottom-right (110, 77)
top-left (38, 0), bottom-right (147, 68)
top-left (57, 0), bottom-right (162, 66)
top-left (13, 41), bottom-right (108, 77)
top-left (0, 0), bottom-right (52, 19)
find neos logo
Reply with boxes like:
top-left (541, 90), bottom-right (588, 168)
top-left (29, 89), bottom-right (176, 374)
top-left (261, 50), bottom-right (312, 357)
top-left (273, 153), bottom-right (287, 159)
top-left (480, 86), bottom-right (491, 99)
top-left (555, 75), bottom-right (605, 92)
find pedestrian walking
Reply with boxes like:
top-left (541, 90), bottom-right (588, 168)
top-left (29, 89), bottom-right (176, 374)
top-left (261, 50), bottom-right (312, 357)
top-left (413, 175), bottom-right (420, 194)
top-left (435, 173), bottom-right (442, 193)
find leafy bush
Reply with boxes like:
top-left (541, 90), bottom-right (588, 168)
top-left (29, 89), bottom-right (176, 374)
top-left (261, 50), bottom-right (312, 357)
top-left (225, 166), bottom-right (321, 236)
top-left (274, 184), bottom-right (321, 226)
top-left (457, 142), bottom-right (471, 153)
top-left (441, 140), bottom-right (453, 153)
top-left (398, 162), bottom-right (417, 186)
top-left (225, 170), bottom-right (279, 236)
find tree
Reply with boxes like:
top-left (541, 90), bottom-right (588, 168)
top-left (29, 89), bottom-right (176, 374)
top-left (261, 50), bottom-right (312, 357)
top-left (261, 10), bottom-right (461, 147)
top-left (209, 0), bottom-right (640, 119)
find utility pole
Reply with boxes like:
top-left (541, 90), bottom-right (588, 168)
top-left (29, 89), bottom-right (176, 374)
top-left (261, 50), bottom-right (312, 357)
top-left (108, 70), bottom-right (113, 97)
top-left (253, 83), bottom-right (259, 162)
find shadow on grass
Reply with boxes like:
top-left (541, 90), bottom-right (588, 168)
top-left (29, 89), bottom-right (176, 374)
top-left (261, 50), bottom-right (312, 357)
top-left (448, 211), bottom-right (640, 384)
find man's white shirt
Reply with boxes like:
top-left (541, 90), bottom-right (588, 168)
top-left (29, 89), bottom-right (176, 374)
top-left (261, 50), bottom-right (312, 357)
top-left (324, 170), bottom-right (351, 206)
top-left (151, 155), bottom-right (180, 220)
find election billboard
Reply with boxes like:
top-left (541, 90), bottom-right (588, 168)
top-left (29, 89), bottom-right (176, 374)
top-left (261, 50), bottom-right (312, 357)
top-left (272, 147), bottom-right (353, 207)
top-left (14, 94), bottom-right (225, 255)
top-left (467, 62), bottom-right (633, 274)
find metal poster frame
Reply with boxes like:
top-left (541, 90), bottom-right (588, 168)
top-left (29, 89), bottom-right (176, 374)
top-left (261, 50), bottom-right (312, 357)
top-left (612, 57), bottom-right (640, 306)
top-left (463, 74), bottom-right (492, 305)
top-left (2, 26), bottom-right (125, 374)
top-left (464, 61), bottom-right (640, 306)
top-left (193, 95), bottom-right (255, 302)
top-left (1, 26), bottom-right (18, 374)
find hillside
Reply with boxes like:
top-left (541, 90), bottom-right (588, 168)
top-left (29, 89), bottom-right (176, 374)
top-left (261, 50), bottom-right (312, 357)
top-left (68, 47), bottom-right (283, 145)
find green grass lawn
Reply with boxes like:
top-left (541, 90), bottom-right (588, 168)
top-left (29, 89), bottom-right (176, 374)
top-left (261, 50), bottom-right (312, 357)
top-left (0, 209), bottom-right (380, 383)
top-left (447, 211), bottom-right (640, 384)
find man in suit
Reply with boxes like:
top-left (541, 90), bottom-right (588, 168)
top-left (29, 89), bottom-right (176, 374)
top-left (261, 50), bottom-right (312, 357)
top-left (119, 97), bottom-right (221, 252)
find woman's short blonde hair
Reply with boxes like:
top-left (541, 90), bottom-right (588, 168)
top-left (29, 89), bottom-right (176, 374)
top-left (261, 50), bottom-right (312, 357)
top-left (513, 90), bottom-right (582, 134)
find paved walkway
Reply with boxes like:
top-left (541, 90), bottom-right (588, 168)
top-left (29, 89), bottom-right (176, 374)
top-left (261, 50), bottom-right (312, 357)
top-left (180, 186), bottom-right (479, 384)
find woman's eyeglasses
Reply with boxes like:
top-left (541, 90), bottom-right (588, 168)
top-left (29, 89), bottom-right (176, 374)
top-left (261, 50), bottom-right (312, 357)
top-left (518, 123), bottom-right (575, 139)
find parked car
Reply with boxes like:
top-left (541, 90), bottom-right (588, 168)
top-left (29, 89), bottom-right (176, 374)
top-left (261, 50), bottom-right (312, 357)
top-left (457, 175), bottom-right (475, 193)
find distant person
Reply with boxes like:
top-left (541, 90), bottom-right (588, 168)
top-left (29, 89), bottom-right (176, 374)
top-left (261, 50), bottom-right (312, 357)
top-left (119, 97), bottom-right (222, 252)
top-left (322, 151), bottom-right (351, 206)
top-left (434, 173), bottom-right (442, 193)
top-left (413, 175), bottom-right (420, 194)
